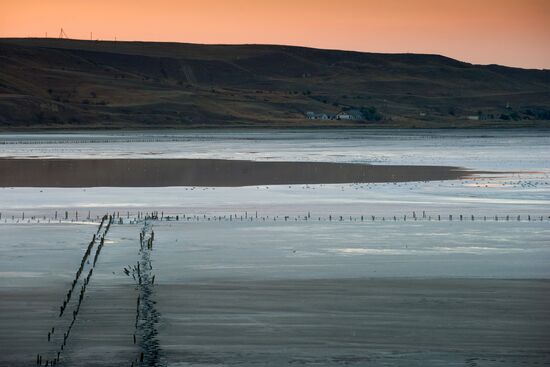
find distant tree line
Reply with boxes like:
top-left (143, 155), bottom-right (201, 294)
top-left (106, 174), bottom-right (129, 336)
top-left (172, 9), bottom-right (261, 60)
top-left (522, 107), bottom-right (550, 120)
top-left (359, 106), bottom-right (383, 121)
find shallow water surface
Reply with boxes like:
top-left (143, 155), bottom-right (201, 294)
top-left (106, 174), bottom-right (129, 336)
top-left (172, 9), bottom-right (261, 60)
top-left (1, 129), bottom-right (549, 366)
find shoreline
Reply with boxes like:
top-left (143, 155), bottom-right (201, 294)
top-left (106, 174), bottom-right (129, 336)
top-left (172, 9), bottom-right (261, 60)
top-left (1, 121), bottom-right (550, 133)
top-left (0, 158), bottom-right (472, 187)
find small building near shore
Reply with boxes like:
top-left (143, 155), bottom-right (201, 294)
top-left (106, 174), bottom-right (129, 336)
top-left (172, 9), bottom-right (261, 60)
top-left (305, 112), bottom-right (330, 120)
top-left (336, 109), bottom-right (364, 121)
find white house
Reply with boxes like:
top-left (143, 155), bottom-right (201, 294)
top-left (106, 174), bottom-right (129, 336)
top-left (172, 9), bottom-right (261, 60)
top-left (336, 112), bottom-right (352, 120)
top-left (336, 109), bottom-right (364, 121)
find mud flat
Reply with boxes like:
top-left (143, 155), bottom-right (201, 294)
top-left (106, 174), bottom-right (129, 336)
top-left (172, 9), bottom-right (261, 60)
top-left (1, 278), bottom-right (549, 366)
top-left (0, 284), bottom-right (138, 367)
top-left (155, 278), bottom-right (550, 366)
top-left (1, 221), bottom-right (549, 366)
top-left (0, 158), bottom-right (471, 187)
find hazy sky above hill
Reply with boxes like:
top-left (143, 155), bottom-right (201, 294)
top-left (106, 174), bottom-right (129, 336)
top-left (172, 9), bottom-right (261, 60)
top-left (1, 0), bottom-right (549, 69)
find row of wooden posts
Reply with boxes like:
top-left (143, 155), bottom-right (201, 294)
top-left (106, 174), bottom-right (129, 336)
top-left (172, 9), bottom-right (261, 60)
top-left (1, 210), bottom-right (131, 222)
top-left (127, 222), bottom-right (159, 366)
top-left (147, 211), bottom-right (550, 223)
top-left (59, 234), bottom-right (95, 317)
top-left (4, 210), bottom-right (549, 224)
top-left (36, 215), bottom-right (112, 366)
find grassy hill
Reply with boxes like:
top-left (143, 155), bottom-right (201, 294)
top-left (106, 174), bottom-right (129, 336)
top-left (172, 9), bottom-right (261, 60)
top-left (1, 38), bottom-right (549, 129)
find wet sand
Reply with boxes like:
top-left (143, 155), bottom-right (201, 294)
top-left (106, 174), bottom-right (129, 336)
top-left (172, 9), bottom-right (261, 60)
top-left (0, 158), bottom-right (470, 187)
top-left (0, 284), bottom-right (138, 367)
top-left (1, 279), bottom-right (549, 366)
top-left (1, 221), bottom-right (549, 366)
top-left (157, 279), bottom-right (550, 366)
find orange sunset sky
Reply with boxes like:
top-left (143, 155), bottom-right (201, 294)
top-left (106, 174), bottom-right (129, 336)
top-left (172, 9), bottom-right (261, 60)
top-left (1, 0), bottom-right (549, 69)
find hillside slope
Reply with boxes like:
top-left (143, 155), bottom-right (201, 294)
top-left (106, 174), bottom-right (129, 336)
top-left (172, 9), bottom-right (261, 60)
top-left (1, 38), bottom-right (549, 129)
